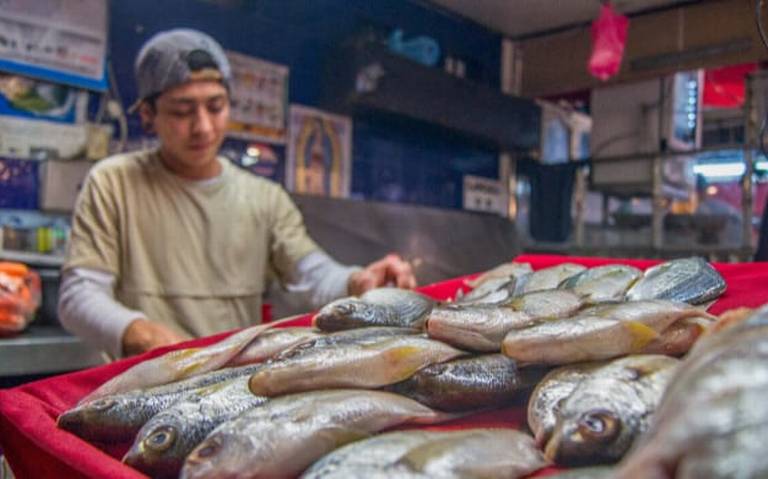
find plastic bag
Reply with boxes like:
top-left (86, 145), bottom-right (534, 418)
top-left (0, 262), bottom-right (41, 335)
top-left (588, 2), bottom-right (629, 81)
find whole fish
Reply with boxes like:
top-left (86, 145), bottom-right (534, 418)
top-left (248, 335), bottom-right (465, 396)
top-left (225, 327), bottom-right (320, 367)
top-left (502, 300), bottom-right (714, 365)
top-left (616, 305), bottom-right (768, 479)
top-left (559, 265), bottom-right (642, 303)
top-left (522, 263), bottom-right (586, 293)
top-left (544, 355), bottom-right (679, 466)
top-left (393, 428), bottom-right (548, 479)
top-left (625, 257), bottom-right (726, 305)
top-left (81, 318), bottom-right (293, 404)
top-left (527, 361), bottom-right (605, 448)
top-left (303, 428), bottom-right (548, 479)
top-left (459, 262), bottom-right (533, 305)
top-left (427, 290), bottom-right (584, 352)
top-left (58, 362), bottom-right (265, 443)
top-left (123, 378), bottom-right (267, 479)
top-left (272, 326), bottom-right (418, 361)
top-left (301, 430), bottom-right (437, 479)
top-left (386, 354), bottom-right (546, 412)
top-left (313, 288), bottom-right (434, 331)
top-left (180, 389), bottom-right (449, 479)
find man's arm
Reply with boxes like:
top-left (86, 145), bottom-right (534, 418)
top-left (284, 251), bottom-right (417, 310)
top-left (58, 267), bottom-right (183, 357)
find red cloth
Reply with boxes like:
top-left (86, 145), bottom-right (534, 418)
top-left (1, 255), bottom-right (767, 478)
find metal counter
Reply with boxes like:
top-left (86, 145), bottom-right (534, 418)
top-left (0, 324), bottom-right (104, 377)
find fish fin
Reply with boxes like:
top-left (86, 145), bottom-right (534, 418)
top-left (624, 321), bottom-right (660, 351)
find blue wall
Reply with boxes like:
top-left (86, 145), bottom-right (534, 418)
top-left (109, 0), bottom-right (502, 209)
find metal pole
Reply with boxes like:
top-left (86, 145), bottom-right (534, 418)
top-left (743, 74), bottom-right (757, 255)
top-left (652, 155), bottom-right (664, 251)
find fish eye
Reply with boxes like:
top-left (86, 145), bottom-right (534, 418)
top-left (195, 437), bottom-right (222, 459)
top-left (577, 410), bottom-right (620, 440)
top-left (90, 399), bottom-right (116, 411)
top-left (144, 426), bottom-right (176, 452)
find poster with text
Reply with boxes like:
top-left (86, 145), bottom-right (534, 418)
top-left (226, 51), bottom-right (288, 144)
top-left (286, 105), bottom-right (351, 198)
top-left (0, 0), bottom-right (108, 90)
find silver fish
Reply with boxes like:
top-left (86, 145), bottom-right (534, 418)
top-left (313, 288), bottom-right (434, 331)
top-left (625, 257), bottom-right (727, 305)
top-left (460, 262), bottom-right (533, 305)
top-left (123, 378), bottom-right (267, 479)
top-left (616, 305), bottom-right (768, 479)
top-left (427, 290), bottom-right (584, 352)
top-left (57, 362), bottom-right (265, 443)
top-left (522, 263), bottom-right (586, 293)
top-left (180, 389), bottom-right (449, 479)
top-left (559, 265), bottom-right (642, 303)
top-left (304, 428), bottom-right (548, 479)
top-left (273, 326), bottom-right (418, 361)
top-left (527, 361), bottom-right (605, 448)
top-left (387, 354), bottom-right (546, 412)
top-left (503, 300), bottom-right (714, 365)
top-left (248, 335), bottom-right (465, 396)
top-left (544, 355), bottom-right (679, 466)
top-left (225, 327), bottom-right (320, 367)
top-left (81, 320), bottom-right (289, 403)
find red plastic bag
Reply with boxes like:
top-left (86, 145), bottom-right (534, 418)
top-left (0, 262), bottom-right (41, 335)
top-left (588, 2), bottom-right (629, 81)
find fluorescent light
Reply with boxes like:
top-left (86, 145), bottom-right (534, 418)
top-left (757, 161), bottom-right (768, 171)
top-left (693, 163), bottom-right (745, 177)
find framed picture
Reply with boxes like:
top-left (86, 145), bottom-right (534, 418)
top-left (286, 105), bottom-right (351, 198)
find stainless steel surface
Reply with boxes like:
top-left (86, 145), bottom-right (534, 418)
top-left (0, 325), bottom-right (104, 377)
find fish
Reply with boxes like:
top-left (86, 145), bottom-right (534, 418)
top-left (542, 466), bottom-right (615, 479)
top-left (303, 428), bottom-right (548, 479)
top-left (527, 361), bottom-right (605, 449)
top-left (248, 335), bottom-right (465, 397)
top-left (559, 264), bottom-right (642, 303)
top-left (426, 290), bottom-right (584, 352)
top-left (639, 316), bottom-right (714, 356)
top-left (459, 262), bottom-right (533, 305)
top-left (272, 326), bottom-right (418, 361)
top-left (522, 263), bottom-right (586, 293)
top-left (616, 305), bottom-right (768, 479)
top-left (386, 354), bottom-right (546, 412)
top-left (301, 429), bottom-right (437, 479)
top-left (123, 378), bottom-right (268, 479)
top-left (224, 327), bottom-right (320, 367)
top-left (625, 257), bottom-right (727, 305)
top-left (58, 362), bottom-right (266, 443)
top-left (81, 318), bottom-right (296, 404)
top-left (313, 288), bottom-right (434, 331)
top-left (502, 300), bottom-right (715, 365)
top-left (544, 355), bottom-right (679, 466)
top-left (180, 389), bottom-right (449, 479)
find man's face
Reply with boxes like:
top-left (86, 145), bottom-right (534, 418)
top-left (141, 80), bottom-right (229, 179)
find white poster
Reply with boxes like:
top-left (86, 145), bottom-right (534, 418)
top-left (0, 0), bottom-right (108, 90)
top-left (463, 175), bottom-right (506, 215)
top-left (226, 51), bottom-right (288, 144)
top-left (286, 105), bottom-right (351, 198)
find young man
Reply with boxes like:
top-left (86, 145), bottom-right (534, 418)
top-left (58, 29), bottom-right (415, 358)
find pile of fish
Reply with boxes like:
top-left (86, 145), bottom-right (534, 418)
top-left (56, 256), bottom-right (744, 478)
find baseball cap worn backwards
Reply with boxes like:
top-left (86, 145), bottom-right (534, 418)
top-left (131, 28), bottom-right (231, 110)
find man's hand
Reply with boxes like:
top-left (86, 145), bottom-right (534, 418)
top-left (348, 253), bottom-right (417, 296)
top-left (121, 318), bottom-right (186, 357)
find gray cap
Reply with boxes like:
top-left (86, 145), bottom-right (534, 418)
top-left (133, 28), bottom-right (231, 107)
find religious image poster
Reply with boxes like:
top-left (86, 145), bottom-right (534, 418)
top-left (286, 105), bottom-right (351, 198)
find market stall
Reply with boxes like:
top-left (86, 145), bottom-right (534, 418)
top-left (1, 254), bottom-right (768, 479)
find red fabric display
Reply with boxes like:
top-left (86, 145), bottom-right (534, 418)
top-left (2, 255), bottom-right (768, 478)
top-left (588, 2), bottom-right (629, 81)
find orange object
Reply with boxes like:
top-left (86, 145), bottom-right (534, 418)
top-left (0, 262), bottom-right (41, 336)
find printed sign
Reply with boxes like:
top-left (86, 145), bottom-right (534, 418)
top-left (463, 175), bottom-right (506, 215)
top-left (286, 105), bottom-right (351, 198)
top-left (226, 51), bottom-right (288, 144)
top-left (0, 0), bottom-right (108, 90)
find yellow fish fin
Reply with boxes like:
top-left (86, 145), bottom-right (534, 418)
top-left (624, 321), bottom-right (660, 351)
